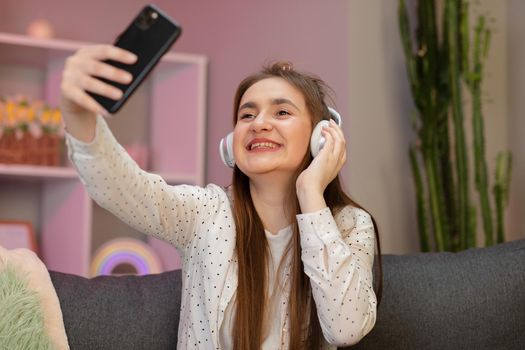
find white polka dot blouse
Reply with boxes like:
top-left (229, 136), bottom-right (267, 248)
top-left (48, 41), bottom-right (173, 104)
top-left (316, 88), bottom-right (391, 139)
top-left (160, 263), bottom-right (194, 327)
top-left (65, 115), bottom-right (377, 349)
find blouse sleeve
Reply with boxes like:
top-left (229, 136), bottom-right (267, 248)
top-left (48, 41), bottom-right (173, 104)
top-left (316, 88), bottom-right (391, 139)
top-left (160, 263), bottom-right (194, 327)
top-left (66, 115), bottom-right (227, 255)
top-left (297, 205), bottom-right (377, 346)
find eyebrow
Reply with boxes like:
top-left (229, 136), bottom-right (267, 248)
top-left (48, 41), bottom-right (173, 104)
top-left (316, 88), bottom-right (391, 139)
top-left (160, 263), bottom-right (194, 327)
top-left (238, 98), bottom-right (300, 113)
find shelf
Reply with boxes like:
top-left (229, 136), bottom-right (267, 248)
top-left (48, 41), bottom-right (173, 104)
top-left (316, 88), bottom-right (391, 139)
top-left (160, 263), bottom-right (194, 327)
top-left (0, 32), bottom-right (206, 67)
top-left (0, 163), bottom-right (200, 185)
top-left (0, 164), bottom-right (77, 180)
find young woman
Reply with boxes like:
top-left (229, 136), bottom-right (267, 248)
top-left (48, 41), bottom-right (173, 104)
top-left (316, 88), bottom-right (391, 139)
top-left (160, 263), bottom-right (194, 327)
top-left (60, 45), bottom-right (382, 349)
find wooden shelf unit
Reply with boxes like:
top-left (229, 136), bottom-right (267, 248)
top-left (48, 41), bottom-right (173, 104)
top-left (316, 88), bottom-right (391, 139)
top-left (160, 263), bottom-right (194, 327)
top-left (0, 32), bottom-right (207, 276)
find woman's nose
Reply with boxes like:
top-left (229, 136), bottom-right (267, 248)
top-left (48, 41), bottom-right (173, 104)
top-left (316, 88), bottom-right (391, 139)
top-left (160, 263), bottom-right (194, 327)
top-left (251, 113), bottom-right (272, 132)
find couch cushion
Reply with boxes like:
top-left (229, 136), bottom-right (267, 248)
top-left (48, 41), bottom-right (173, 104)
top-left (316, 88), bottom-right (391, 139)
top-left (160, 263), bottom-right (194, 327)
top-left (49, 269), bottom-right (181, 350)
top-left (350, 239), bottom-right (525, 350)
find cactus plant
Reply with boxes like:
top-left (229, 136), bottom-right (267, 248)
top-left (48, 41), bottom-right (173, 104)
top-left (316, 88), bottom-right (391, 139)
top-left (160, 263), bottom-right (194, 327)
top-left (398, 0), bottom-right (512, 252)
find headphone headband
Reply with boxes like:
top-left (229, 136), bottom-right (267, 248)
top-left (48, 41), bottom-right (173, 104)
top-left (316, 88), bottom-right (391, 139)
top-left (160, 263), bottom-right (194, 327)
top-left (327, 106), bottom-right (342, 126)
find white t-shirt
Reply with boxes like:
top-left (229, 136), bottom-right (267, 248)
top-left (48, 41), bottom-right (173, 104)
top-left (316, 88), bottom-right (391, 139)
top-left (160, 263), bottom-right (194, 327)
top-left (219, 227), bottom-right (292, 349)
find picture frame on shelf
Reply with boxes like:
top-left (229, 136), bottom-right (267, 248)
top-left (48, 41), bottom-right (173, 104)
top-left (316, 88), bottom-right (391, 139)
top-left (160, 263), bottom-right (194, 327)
top-left (0, 220), bottom-right (38, 252)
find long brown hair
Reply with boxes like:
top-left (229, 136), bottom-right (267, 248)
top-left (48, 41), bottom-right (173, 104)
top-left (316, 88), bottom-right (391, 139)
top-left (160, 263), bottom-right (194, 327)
top-left (231, 62), bottom-right (382, 349)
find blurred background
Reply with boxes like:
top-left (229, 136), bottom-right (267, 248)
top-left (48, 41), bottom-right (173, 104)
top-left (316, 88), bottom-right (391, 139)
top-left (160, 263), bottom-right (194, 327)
top-left (0, 0), bottom-right (522, 272)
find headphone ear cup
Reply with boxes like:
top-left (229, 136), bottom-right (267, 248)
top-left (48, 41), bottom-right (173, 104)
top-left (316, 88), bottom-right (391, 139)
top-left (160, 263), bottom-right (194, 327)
top-left (310, 107), bottom-right (343, 158)
top-left (219, 132), bottom-right (235, 168)
top-left (310, 120), bottom-right (330, 158)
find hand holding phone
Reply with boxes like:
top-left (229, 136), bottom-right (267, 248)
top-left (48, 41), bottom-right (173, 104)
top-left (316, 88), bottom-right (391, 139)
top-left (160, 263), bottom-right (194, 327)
top-left (88, 4), bottom-right (182, 114)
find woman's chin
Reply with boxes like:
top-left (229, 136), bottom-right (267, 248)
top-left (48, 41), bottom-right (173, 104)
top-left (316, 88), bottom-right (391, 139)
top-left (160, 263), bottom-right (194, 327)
top-left (238, 163), bottom-right (277, 175)
top-left (238, 162), bottom-right (300, 180)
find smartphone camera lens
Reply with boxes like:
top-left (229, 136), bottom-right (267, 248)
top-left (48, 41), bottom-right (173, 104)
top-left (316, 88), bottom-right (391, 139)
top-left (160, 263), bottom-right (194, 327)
top-left (136, 8), bottom-right (158, 30)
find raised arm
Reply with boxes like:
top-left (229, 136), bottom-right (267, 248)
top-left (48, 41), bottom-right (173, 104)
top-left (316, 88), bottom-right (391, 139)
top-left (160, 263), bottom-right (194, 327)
top-left (66, 115), bottom-right (226, 253)
top-left (297, 206), bottom-right (377, 346)
top-left (60, 46), bottom-right (227, 254)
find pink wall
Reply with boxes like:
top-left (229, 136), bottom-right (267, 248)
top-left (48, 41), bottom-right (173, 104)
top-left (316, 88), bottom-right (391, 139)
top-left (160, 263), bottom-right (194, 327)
top-left (3, 1), bottom-right (521, 254)
top-left (0, 0), bottom-right (352, 186)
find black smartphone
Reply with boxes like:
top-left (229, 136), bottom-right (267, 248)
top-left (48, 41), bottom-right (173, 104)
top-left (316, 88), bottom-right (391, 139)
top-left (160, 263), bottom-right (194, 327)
top-left (89, 4), bottom-right (182, 114)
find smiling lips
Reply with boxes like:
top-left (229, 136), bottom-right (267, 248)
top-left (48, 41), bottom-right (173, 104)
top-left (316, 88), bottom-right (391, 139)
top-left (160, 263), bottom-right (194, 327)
top-left (246, 138), bottom-right (282, 152)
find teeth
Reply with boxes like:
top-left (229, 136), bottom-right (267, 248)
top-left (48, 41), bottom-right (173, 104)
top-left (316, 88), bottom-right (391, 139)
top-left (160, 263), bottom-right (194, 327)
top-left (250, 142), bottom-right (278, 150)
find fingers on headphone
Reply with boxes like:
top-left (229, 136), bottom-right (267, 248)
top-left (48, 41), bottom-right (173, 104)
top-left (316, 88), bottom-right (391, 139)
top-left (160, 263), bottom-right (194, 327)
top-left (328, 119), bottom-right (345, 141)
top-left (323, 122), bottom-right (346, 160)
top-left (322, 121), bottom-right (338, 141)
top-left (321, 124), bottom-right (336, 153)
top-left (326, 120), bottom-right (346, 149)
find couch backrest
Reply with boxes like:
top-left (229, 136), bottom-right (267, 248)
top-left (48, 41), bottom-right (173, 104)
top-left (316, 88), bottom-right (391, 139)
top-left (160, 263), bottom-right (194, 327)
top-left (350, 238), bottom-right (525, 350)
top-left (50, 239), bottom-right (525, 350)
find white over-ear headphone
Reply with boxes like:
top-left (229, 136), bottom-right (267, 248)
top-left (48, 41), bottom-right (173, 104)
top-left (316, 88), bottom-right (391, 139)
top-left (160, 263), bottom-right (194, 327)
top-left (219, 107), bottom-right (342, 168)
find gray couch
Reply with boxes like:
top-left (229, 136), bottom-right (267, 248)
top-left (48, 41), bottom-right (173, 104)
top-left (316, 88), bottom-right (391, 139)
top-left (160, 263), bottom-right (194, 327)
top-left (49, 239), bottom-right (525, 349)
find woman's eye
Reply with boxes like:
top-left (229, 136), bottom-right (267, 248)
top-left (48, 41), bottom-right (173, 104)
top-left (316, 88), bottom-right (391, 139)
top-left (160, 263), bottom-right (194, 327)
top-left (277, 110), bottom-right (290, 116)
top-left (239, 113), bottom-right (254, 120)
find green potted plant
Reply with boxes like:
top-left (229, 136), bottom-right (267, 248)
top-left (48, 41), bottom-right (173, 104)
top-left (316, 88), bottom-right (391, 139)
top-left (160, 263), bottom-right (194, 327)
top-left (398, 0), bottom-right (512, 252)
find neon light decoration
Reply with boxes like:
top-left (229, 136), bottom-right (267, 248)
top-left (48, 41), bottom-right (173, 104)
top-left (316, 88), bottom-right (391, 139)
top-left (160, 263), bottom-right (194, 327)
top-left (90, 238), bottom-right (163, 277)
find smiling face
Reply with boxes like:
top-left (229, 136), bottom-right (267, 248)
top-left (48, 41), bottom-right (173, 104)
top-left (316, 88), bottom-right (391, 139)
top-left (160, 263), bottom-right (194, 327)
top-left (232, 77), bottom-right (313, 178)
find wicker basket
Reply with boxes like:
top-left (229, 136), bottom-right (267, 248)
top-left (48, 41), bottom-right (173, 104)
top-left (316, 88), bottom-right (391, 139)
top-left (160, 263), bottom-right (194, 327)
top-left (0, 132), bottom-right (62, 166)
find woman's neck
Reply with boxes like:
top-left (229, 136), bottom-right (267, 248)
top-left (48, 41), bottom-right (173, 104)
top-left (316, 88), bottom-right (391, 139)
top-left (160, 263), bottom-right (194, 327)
top-left (249, 177), bottom-right (293, 235)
